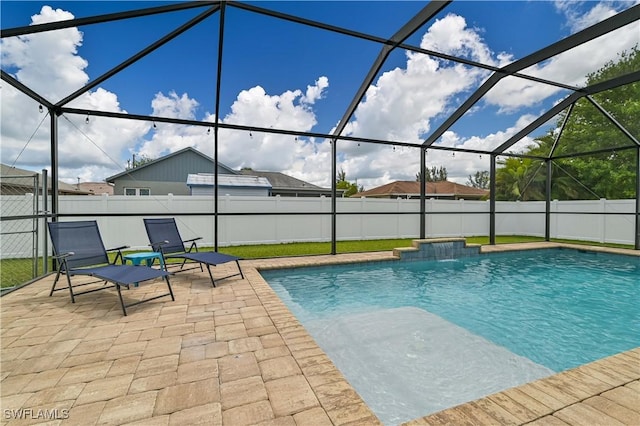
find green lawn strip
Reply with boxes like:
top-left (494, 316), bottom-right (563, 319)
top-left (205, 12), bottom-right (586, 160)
top-left (1, 236), bottom-right (635, 288)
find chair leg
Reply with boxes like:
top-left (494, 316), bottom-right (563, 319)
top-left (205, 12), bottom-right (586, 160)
top-left (165, 276), bottom-right (175, 301)
top-left (236, 260), bottom-right (244, 280)
top-left (49, 269), bottom-right (63, 297)
top-left (115, 284), bottom-right (128, 316)
top-left (205, 265), bottom-right (216, 288)
top-left (64, 273), bottom-right (76, 303)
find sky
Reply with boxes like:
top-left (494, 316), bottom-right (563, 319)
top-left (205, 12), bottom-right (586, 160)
top-left (1, 0), bottom-right (639, 190)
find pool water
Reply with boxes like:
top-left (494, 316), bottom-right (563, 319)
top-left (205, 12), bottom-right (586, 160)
top-left (262, 248), bottom-right (640, 424)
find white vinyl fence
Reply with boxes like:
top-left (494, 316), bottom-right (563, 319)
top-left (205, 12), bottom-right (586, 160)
top-left (1, 194), bottom-right (637, 258)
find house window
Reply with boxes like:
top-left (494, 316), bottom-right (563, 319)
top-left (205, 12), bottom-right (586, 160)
top-left (124, 188), bottom-right (150, 196)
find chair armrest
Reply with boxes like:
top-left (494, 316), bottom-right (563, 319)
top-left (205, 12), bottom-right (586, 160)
top-left (107, 245), bottom-right (129, 265)
top-left (184, 237), bottom-right (202, 253)
top-left (52, 251), bottom-right (74, 271)
top-left (52, 251), bottom-right (74, 260)
top-left (183, 237), bottom-right (202, 244)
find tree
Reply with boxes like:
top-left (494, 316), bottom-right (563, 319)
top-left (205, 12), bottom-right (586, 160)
top-left (416, 166), bottom-right (448, 182)
top-left (336, 168), bottom-right (360, 197)
top-left (551, 47), bottom-right (639, 199)
top-left (495, 158), bottom-right (546, 201)
top-left (496, 46), bottom-right (639, 200)
top-left (126, 154), bottom-right (154, 170)
top-left (467, 171), bottom-right (490, 189)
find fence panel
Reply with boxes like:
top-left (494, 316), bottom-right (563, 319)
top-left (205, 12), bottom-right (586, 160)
top-left (0, 175), bottom-right (40, 287)
top-left (0, 195), bottom-right (636, 257)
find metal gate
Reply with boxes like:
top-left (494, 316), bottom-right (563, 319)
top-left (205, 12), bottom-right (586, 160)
top-left (0, 172), bottom-right (41, 289)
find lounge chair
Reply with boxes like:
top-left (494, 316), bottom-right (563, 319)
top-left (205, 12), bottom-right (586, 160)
top-left (48, 220), bottom-right (174, 316)
top-left (143, 218), bottom-right (244, 287)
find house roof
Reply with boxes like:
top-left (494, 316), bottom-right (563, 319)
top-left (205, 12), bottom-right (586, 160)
top-left (105, 147), bottom-right (237, 182)
top-left (239, 170), bottom-right (324, 191)
top-left (187, 174), bottom-right (272, 189)
top-left (1, 164), bottom-right (91, 195)
top-left (352, 181), bottom-right (489, 198)
top-left (78, 182), bottom-right (114, 195)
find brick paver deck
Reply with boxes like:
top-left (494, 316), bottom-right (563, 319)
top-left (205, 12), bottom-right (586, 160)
top-left (1, 243), bottom-right (638, 425)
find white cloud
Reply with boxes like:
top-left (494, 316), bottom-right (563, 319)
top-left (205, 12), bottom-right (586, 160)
top-left (553, 1), bottom-right (625, 33)
top-left (1, 6), bottom-right (88, 102)
top-left (1, 2), bottom-right (632, 190)
top-left (135, 80), bottom-right (332, 186)
top-left (485, 2), bottom-right (638, 112)
top-left (341, 14), bottom-right (498, 144)
top-left (302, 76), bottom-right (329, 104)
top-left (420, 13), bottom-right (502, 66)
top-left (0, 6), bottom-right (150, 183)
top-left (151, 91), bottom-right (199, 120)
top-left (335, 13), bottom-right (507, 187)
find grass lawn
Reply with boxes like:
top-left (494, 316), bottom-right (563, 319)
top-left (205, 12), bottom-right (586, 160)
top-left (1, 236), bottom-right (634, 289)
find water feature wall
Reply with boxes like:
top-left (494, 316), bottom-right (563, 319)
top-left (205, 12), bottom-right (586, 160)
top-left (393, 238), bottom-right (481, 261)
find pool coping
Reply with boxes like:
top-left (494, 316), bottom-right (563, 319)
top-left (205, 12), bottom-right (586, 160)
top-left (247, 241), bottom-right (640, 425)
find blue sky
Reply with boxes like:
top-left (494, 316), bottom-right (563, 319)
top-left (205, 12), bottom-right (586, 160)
top-left (1, 1), bottom-right (638, 188)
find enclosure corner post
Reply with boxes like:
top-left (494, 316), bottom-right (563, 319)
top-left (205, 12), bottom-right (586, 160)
top-left (489, 154), bottom-right (497, 245)
top-left (213, 1), bottom-right (227, 252)
top-left (635, 147), bottom-right (640, 250)
top-left (545, 159), bottom-right (552, 242)
top-left (420, 148), bottom-right (426, 239)
top-left (42, 169), bottom-right (49, 274)
top-left (50, 109), bottom-right (59, 221)
top-left (331, 138), bottom-right (337, 255)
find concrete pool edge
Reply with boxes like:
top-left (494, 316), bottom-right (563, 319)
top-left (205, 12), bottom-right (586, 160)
top-left (247, 242), bottom-right (640, 425)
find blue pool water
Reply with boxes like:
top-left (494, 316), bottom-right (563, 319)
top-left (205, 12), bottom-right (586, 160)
top-left (262, 248), bottom-right (639, 424)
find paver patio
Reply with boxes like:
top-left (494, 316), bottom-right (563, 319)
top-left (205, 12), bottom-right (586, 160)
top-left (1, 243), bottom-right (638, 425)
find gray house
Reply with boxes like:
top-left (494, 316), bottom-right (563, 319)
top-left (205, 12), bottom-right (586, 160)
top-left (106, 147), bottom-right (337, 197)
top-left (106, 147), bottom-right (237, 196)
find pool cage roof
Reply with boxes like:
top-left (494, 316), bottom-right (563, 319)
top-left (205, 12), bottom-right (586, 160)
top-left (2, 1), bottom-right (640, 249)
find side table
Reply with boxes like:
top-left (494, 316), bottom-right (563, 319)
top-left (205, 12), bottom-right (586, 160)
top-left (123, 252), bottom-right (166, 286)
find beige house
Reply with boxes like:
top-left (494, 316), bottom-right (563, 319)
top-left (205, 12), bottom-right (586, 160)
top-left (352, 180), bottom-right (489, 200)
top-left (77, 182), bottom-right (114, 195)
top-left (0, 164), bottom-right (91, 195)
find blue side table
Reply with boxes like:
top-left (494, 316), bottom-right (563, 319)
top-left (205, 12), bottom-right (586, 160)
top-left (123, 252), bottom-right (165, 286)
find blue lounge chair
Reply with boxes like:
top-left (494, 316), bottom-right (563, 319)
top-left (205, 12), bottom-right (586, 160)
top-left (48, 220), bottom-right (174, 316)
top-left (143, 218), bottom-right (243, 287)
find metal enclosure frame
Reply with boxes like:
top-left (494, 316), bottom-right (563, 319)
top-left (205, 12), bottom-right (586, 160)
top-left (2, 1), bottom-right (639, 254)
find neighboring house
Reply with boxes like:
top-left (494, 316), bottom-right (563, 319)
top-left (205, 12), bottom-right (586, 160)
top-left (106, 147), bottom-right (237, 196)
top-left (352, 181), bottom-right (489, 200)
top-left (106, 147), bottom-right (338, 197)
top-left (78, 182), bottom-right (114, 195)
top-left (187, 174), bottom-right (272, 196)
top-left (1, 164), bottom-right (90, 195)
top-left (239, 170), bottom-right (341, 197)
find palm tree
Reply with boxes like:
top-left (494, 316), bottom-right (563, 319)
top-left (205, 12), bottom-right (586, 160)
top-left (496, 158), bottom-right (546, 201)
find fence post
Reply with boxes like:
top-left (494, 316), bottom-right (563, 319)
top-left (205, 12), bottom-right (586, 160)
top-left (275, 195), bottom-right (281, 243)
top-left (360, 196), bottom-right (366, 240)
top-left (551, 199), bottom-right (558, 239)
top-left (320, 196), bottom-right (325, 241)
top-left (426, 198), bottom-right (433, 238)
top-left (397, 197), bottom-right (402, 239)
top-left (459, 198), bottom-right (465, 237)
top-left (600, 198), bottom-right (607, 243)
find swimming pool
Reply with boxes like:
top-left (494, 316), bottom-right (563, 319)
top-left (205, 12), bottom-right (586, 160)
top-left (262, 248), bottom-right (640, 425)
